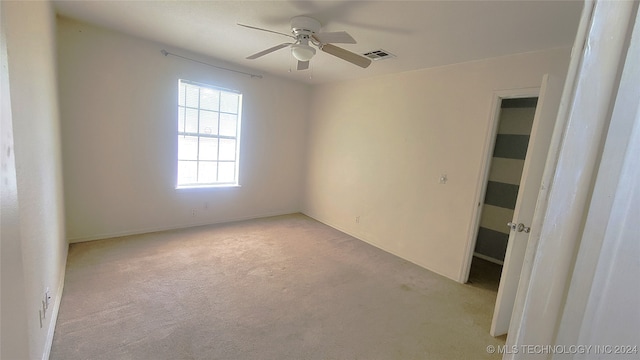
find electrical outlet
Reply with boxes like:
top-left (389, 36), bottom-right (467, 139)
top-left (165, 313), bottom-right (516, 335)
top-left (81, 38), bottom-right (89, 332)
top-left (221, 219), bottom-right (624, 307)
top-left (191, 209), bottom-right (197, 217)
top-left (356, 216), bottom-right (360, 224)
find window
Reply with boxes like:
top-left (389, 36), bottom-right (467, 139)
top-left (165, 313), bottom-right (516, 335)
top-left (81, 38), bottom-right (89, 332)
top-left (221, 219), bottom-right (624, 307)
top-left (177, 79), bottom-right (242, 187)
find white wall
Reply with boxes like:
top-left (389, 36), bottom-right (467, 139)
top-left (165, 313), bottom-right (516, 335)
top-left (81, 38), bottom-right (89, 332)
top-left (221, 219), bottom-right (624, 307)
top-left (57, 17), bottom-right (310, 242)
top-left (303, 48), bottom-right (571, 281)
top-left (1, 1), bottom-right (67, 359)
top-left (1, 3), bottom-right (30, 358)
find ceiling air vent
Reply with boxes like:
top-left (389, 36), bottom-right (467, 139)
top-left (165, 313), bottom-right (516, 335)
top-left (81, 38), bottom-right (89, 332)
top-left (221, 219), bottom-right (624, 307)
top-left (362, 49), bottom-right (396, 61)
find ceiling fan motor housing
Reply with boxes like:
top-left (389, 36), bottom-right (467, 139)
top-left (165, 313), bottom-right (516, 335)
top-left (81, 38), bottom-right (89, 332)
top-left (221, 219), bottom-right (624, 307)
top-left (291, 16), bottom-right (321, 36)
top-left (290, 16), bottom-right (320, 61)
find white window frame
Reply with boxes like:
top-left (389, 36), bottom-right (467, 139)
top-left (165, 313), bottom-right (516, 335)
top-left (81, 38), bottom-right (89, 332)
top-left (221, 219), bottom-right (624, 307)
top-left (176, 79), bottom-right (242, 188)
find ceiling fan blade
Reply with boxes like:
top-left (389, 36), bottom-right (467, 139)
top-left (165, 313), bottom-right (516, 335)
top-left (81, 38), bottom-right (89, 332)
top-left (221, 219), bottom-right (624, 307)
top-left (321, 44), bottom-right (372, 68)
top-left (237, 23), bottom-right (296, 40)
top-left (297, 60), bottom-right (309, 71)
top-left (314, 31), bottom-right (356, 44)
top-left (246, 43), bottom-right (292, 60)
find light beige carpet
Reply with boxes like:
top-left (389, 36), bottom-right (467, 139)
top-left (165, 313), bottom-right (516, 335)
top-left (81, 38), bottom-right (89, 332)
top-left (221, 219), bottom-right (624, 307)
top-left (51, 213), bottom-right (504, 359)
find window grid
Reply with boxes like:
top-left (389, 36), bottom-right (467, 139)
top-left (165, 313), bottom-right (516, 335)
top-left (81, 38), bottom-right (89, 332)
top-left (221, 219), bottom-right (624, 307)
top-left (177, 80), bottom-right (241, 187)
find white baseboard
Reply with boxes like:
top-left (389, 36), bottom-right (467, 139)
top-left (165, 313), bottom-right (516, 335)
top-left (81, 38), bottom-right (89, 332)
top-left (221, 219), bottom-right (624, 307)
top-left (68, 210), bottom-right (300, 243)
top-left (301, 211), bottom-right (459, 283)
top-left (42, 268), bottom-right (66, 360)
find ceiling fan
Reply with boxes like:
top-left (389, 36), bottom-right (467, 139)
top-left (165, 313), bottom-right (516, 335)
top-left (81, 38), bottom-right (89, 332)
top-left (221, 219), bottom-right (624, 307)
top-left (238, 16), bottom-right (372, 70)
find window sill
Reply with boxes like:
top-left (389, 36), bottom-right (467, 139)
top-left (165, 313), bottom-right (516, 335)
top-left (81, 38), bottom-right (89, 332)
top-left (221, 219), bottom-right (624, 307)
top-left (176, 184), bottom-right (241, 190)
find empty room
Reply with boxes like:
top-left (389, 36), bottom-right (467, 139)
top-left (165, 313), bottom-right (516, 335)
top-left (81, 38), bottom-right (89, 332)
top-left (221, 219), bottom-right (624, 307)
top-left (2, 1), bottom-right (639, 359)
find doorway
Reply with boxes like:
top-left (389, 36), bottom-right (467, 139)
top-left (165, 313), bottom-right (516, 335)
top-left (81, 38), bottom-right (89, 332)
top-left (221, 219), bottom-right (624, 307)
top-left (465, 83), bottom-right (552, 337)
top-left (469, 97), bottom-right (538, 287)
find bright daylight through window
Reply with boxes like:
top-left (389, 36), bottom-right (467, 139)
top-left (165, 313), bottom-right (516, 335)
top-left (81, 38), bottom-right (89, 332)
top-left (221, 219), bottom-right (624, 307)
top-left (177, 79), bottom-right (242, 187)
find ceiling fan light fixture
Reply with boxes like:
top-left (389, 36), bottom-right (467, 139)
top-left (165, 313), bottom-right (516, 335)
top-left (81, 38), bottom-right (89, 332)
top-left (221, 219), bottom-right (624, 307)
top-left (291, 43), bottom-right (316, 62)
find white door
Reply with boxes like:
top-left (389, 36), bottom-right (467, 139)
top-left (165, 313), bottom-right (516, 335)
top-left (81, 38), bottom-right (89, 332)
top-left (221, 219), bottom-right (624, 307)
top-left (490, 76), bottom-right (552, 336)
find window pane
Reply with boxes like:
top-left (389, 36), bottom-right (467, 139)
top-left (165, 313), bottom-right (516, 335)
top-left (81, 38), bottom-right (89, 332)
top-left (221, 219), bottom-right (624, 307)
top-left (177, 107), bottom-right (185, 132)
top-left (219, 138), bottom-right (236, 161)
top-left (177, 160), bottom-right (197, 185)
top-left (185, 84), bottom-right (199, 108)
top-left (200, 88), bottom-right (219, 111)
top-left (178, 84), bottom-right (186, 106)
top-left (198, 161), bottom-right (217, 183)
top-left (219, 113), bottom-right (237, 137)
top-left (220, 92), bottom-right (239, 113)
top-left (199, 137), bottom-right (218, 161)
top-left (199, 110), bottom-right (218, 135)
top-left (218, 161), bottom-right (235, 183)
top-left (178, 136), bottom-right (198, 160)
top-left (185, 108), bottom-right (198, 133)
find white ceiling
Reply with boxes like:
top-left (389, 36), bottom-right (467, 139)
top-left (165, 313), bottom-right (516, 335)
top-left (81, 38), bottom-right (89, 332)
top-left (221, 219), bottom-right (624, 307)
top-left (53, 0), bottom-right (584, 85)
